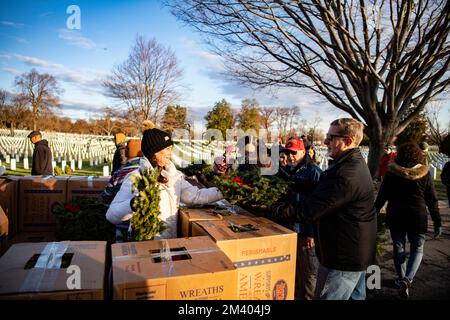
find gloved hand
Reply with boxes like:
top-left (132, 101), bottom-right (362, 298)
top-left (130, 196), bottom-right (139, 212)
top-left (434, 226), bottom-right (442, 239)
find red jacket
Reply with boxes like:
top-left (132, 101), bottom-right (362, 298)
top-left (378, 152), bottom-right (397, 181)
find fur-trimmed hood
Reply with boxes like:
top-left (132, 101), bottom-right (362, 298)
top-left (388, 162), bottom-right (429, 180)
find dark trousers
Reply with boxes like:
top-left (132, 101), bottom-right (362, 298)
top-left (446, 186), bottom-right (450, 208)
top-left (295, 235), bottom-right (319, 300)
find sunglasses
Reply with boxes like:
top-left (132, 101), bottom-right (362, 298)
top-left (326, 133), bottom-right (348, 141)
top-left (284, 150), bottom-right (298, 156)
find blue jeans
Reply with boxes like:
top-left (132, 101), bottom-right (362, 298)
top-left (315, 264), bottom-right (366, 300)
top-left (390, 229), bottom-right (425, 283)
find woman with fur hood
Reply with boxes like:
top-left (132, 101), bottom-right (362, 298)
top-left (106, 127), bottom-right (224, 240)
top-left (375, 142), bottom-right (442, 299)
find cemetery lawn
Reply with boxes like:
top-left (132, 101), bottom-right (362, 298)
top-left (436, 169), bottom-right (447, 201)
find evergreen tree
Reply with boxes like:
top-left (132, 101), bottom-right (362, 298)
top-left (237, 98), bottom-right (262, 134)
top-left (161, 104), bottom-right (187, 133)
top-left (204, 99), bottom-right (234, 138)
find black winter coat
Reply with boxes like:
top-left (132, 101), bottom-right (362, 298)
top-left (302, 148), bottom-right (377, 271)
top-left (112, 142), bottom-right (127, 174)
top-left (375, 162), bottom-right (441, 234)
top-left (31, 139), bottom-right (53, 175)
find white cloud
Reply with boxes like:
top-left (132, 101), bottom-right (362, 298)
top-left (57, 29), bottom-right (96, 49)
top-left (12, 54), bottom-right (64, 69)
top-left (15, 37), bottom-right (28, 44)
top-left (0, 21), bottom-right (24, 28)
top-left (2, 67), bottom-right (21, 76)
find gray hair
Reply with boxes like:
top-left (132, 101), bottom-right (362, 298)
top-left (330, 118), bottom-right (364, 146)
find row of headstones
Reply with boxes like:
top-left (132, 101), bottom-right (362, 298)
top-left (1, 154), bottom-right (114, 172)
top-left (0, 137), bottom-right (115, 164)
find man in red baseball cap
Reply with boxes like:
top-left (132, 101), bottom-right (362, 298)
top-left (284, 138), bottom-right (305, 168)
top-left (273, 136), bottom-right (322, 300)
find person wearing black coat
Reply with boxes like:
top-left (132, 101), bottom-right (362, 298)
top-left (375, 142), bottom-right (442, 299)
top-left (299, 118), bottom-right (377, 300)
top-left (28, 130), bottom-right (53, 175)
top-left (441, 160), bottom-right (450, 208)
top-left (112, 132), bottom-right (127, 174)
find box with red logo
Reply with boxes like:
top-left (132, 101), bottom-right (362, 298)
top-left (111, 236), bottom-right (237, 300)
top-left (192, 216), bottom-right (297, 300)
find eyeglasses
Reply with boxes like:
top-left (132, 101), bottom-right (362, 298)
top-left (325, 133), bottom-right (348, 141)
top-left (284, 150), bottom-right (298, 156)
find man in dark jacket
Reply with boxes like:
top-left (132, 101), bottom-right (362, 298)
top-left (28, 130), bottom-right (53, 175)
top-left (441, 160), bottom-right (450, 208)
top-left (277, 137), bottom-right (322, 300)
top-left (112, 132), bottom-right (127, 174)
top-left (299, 118), bottom-right (377, 300)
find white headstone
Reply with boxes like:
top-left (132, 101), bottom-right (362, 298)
top-left (24, 157), bottom-right (29, 170)
top-left (52, 161), bottom-right (56, 171)
top-left (429, 165), bottom-right (437, 180)
top-left (10, 158), bottom-right (16, 171)
top-left (61, 160), bottom-right (67, 170)
top-left (78, 158), bottom-right (83, 170)
top-left (70, 159), bottom-right (76, 171)
top-left (102, 165), bottom-right (110, 177)
top-left (89, 158), bottom-right (93, 167)
top-left (6, 155), bottom-right (10, 164)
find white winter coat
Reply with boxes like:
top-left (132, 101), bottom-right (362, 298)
top-left (106, 157), bottom-right (223, 239)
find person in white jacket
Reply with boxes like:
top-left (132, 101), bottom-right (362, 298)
top-left (106, 127), bottom-right (224, 240)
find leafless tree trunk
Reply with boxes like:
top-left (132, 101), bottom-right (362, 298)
top-left (260, 106), bottom-right (275, 141)
top-left (426, 100), bottom-right (448, 146)
top-left (169, 0), bottom-right (450, 177)
top-left (103, 35), bottom-right (183, 125)
top-left (15, 69), bottom-right (61, 131)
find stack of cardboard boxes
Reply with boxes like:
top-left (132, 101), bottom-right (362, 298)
top-left (0, 175), bottom-right (110, 254)
top-left (0, 175), bottom-right (298, 300)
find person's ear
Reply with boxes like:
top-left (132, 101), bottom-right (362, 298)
top-left (345, 136), bottom-right (354, 147)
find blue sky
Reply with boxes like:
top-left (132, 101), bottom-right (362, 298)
top-left (0, 0), bottom-right (448, 134)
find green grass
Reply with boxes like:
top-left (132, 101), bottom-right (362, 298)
top-left (3, 159), bottom-right (106, 177)
top-left (436, 169), bottom-right (448, 201)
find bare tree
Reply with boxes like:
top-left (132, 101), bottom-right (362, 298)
top-left (260, 106), bottom-right (275, 141)
top-left (426, 100), bottom-right (448, 146)
top-left (169, 0), bottom-right (450, 176)
top-left (0, 90), bottom-right (30, 136)
top-left (96, 106), bottom-right (120, 136)
top-left (103, 35), bottom-right (183, 124)
top-left (309, 111), bottom-right (323, 143)
top-left (274, 106), bottom-right (290, 142)
top-left (15, 69), bottom-right (62, 130)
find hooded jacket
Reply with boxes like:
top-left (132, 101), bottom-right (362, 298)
top-left (375, 162), bottom-right (441, 234)
top-left (106, 157), bottom-right (223, 239)
top-left (31, 139), bottom-right (53, 175)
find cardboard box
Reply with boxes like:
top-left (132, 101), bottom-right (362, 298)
top-left (0, 241), bottom-right (107, 299)
top-left (112, 236), bottom-right (237, 300)
top-left (192, 216), bottom-right (297, 300)
top-left (0, 231), bottom-right (56, 258)
top-left (67, 176), bottom-right (109, 202)
top-left (0, 206), bottom-right (7, 237)
top-left (0, 177), bottom-right (18, 237)
top-left (179, 207), bottom-right (224, 237)
top-left (18, 176), bottom-right (68, 232)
